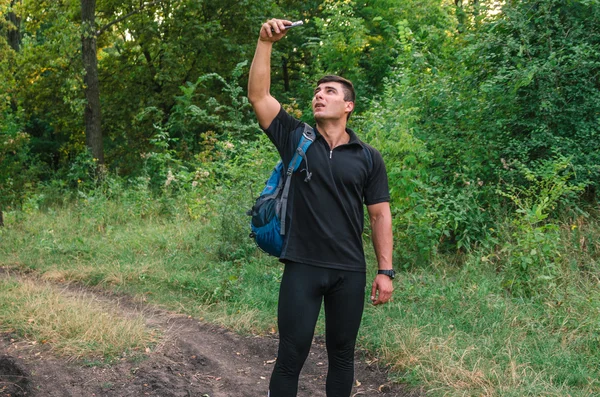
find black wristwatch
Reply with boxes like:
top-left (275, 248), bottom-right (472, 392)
top-left (377, 269), bottom-right (396, 280)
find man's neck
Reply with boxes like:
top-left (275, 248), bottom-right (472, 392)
top-left (316, 119), bottom-right (349, 149)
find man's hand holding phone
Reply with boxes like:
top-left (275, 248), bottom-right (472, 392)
top-left (260, 19), bottom-right (303, 42)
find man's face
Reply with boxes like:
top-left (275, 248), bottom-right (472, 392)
top-left (312, 82), bottom-right (354, 122)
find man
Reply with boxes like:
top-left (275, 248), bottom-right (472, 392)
top-left (248, 18), bottom-right (394, 397)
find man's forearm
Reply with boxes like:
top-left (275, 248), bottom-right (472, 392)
top-left (247, 19), bottom-right (290, 128)
top-left (371, 210), bottom-right (393, 270)
top-left (369, 204), bottom-right (394, 306)
top-left (248, 40), bottom-right (273, 104)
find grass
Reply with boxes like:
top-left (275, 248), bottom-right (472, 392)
top-left (1, 192), bottom-right (599, 396)
top-left (0, 274), bottom-right (155, 361)
top-left (0, 194), bottom-right (281, 333)
top-left (360, 263), bottom-right (600, 396)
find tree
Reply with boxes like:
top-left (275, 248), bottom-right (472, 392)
top-left (81, 0), bottom-right (103, 164)
top-left (4, 0), bottom-right (21, 52)
top-left (462, 0), bottom-right (600, 193)
top-left (96, 0), bottom-right (280, 169)
top-left (80, 0), bottom-right (167, 166)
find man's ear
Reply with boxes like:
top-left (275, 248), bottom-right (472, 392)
top-left (345, 101), bottom-right (355, 114)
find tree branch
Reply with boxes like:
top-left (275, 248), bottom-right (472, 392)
top-left (96, 0), bottom-right (165, 37)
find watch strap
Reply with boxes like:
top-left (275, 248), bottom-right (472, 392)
top-left (377, 269), bottom-right (395, 279)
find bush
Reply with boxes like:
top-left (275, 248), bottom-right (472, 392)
top-left (358, 79), bottom-right (496, 267)
top-left (0, 112), bottom-right (38, 223)
top-left (496, 157), bottom-right (584, 296)
top-left (432, 0), bottom-right (600, 194)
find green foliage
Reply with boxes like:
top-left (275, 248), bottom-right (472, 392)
top-left (169, 61), bottom-right (257, 155)
top-left (496, 157), bottom-right (584, 296)
top-left (205, 133), bottom-right (279, 261)
top-left (97, 0), bottom-right (273, 170)
top-left (311, 1), bottom-right (369, 84)
top-left (15, 0), bottom-right (85, 167)
top-left (358, 81), bottom-right (432, 265)
top-left (360, 78), bottom-right (496, 267)
top-left (0, 112), bottom-right (38, 214)
top-left (136, 118), bottom-right (187, 193)
top-left (2, 0), bottom-right (597, 261)
top-left (0, 19), bottom-right (16, 114)
top-left (2, 0), bottom-right (600, 393)
top-left (133, 61), bottom-right (258, 184)
top-left (67, 150), bottom-right (101, 190)
top-left (499, 0), bottom-right (600, 186)
top-left (357, 0), bottom-right (600, 259)
top-left (451, 0), bottom-right (600, 191)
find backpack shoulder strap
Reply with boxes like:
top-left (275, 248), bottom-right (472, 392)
top-left (362, 144), bottom-right (374, 175)
top-left (288, 123), bottom-right (315, 173)
top-left (279, 123), bottom-right (315, 235)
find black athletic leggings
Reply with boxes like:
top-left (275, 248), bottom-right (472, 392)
top-left (269, 262), bottom-right (366, 397)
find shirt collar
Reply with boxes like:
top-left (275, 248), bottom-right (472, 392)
top-left (314, 126), bottom-right (362, 147)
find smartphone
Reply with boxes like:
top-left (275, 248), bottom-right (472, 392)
top-left (272, 21), bottom-right (304, 33)
top-left (285, 21), bottom-right (304, 29)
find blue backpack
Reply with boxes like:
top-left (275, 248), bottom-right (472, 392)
top-left (248, 123), bottom-right (316, 257)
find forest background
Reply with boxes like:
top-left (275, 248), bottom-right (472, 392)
top-left (1, 0), bottom-right (599, 396)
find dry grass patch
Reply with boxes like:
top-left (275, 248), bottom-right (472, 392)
top-left (40, 267), bottom-right (94, 283)
top-left (0, 275), bottom-right (157, 361)
top-left (376, 322), bottom-right (597, 397)
top-left (208, 306), bottom-right (265, 334)
top-left (385, 327), bottom-right (493, 391)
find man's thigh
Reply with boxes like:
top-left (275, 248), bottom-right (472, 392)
top-left (323, 269), bottom-right (366, 347)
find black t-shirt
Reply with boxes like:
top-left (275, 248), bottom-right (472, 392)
top-left (263, 107), bottom-right (390, 272)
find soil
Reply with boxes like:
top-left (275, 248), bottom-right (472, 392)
top-left (0, 270), bottom-right (423, 397)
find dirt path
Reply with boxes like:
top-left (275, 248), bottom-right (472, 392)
top-left (0, 273), bottom-right (423, 397)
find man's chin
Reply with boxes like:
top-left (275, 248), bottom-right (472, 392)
top-left (313, 112), bottom-right (327, 121)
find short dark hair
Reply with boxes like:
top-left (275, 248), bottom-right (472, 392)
top-left (317, 75), bottom-right (355, 102)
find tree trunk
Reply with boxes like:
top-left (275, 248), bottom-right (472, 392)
top-left (81, 0), bottom-right (104, 164)
top-left (0, 209), bottom-right (4, 227)
top-left (79, 0), bottom-right (166, 166)
top-left (282, 56), bottom-right (290, 92)
top-left (6, 1), bottom-right (21, 52)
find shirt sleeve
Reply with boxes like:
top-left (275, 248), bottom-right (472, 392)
top-left (363, 146), bottom-right (391, 205)
top-left (263, 106), bottom-right (303, 167)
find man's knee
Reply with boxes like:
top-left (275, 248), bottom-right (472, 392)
top-left (326, 338), bottom-right (356, 366)
top-left (276, 335), bottom-right (312, 374)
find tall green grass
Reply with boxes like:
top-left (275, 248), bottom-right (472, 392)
top-left (1, 190), bottom-right (599, 396)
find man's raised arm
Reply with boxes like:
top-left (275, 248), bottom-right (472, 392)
top-left (248, 19), bottom-right (291, 129)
